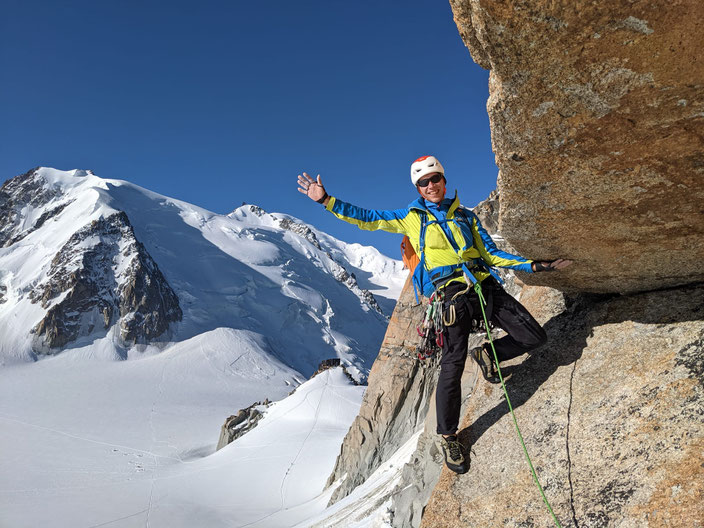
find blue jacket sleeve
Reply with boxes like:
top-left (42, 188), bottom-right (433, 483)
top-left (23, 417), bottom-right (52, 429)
top-left (325, 196), bottom-right (416, 235)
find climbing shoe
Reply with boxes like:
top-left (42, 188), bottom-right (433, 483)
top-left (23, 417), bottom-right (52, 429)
top-left (440, 435), bottom-right (468, 474)
top-left (471, 345), bottom-right (500, 384)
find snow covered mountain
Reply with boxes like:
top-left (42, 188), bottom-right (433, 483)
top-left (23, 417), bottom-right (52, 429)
top-left (0, 167), bottom-right (408, 528)
top-left (0, 167), bottom-right (406, 379)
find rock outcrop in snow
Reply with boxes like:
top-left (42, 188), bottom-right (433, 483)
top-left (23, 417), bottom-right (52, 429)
top-left (217, 358), bottom-right (360, 452)
top-left (217, 398), bottom-right (272, 451)
top-left (30, 211), bottom-right (182, 351)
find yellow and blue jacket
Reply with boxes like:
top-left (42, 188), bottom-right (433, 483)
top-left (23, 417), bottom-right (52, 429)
top-left (325, 192), bottom-right (534, 296)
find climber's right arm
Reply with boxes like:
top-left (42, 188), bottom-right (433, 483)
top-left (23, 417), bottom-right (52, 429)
top-left (324, 196), bottom-right (413, 234)
top-left (297, 171), bottom-right (414, 234)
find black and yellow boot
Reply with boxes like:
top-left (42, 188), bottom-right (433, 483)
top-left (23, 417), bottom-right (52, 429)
top-left (440, 435), bottom-right (469, 474)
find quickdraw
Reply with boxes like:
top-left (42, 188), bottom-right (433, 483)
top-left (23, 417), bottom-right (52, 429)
top-left (415, 291), bottom-right (444, 360)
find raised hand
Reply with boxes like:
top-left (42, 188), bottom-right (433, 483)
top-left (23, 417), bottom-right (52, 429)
top-left (297, 172), bottom-right (328, 204)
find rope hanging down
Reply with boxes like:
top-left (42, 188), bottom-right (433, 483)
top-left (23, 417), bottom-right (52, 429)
top-left (473, 280), bottom-right (563, 528)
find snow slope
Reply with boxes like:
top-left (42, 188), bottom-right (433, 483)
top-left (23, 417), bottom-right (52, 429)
top-left (0, 365), bottom-right (365, 527)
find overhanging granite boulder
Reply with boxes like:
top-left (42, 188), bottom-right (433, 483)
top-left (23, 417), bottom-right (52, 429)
top-left (451, 0), bottom-right (704, 293)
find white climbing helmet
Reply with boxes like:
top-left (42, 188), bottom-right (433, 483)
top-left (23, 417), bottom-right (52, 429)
top-left (410, 155), bottom-right (445, 186)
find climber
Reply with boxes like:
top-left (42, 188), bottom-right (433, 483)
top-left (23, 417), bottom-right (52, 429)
top-left (296, 156), bottom-right (572, 475)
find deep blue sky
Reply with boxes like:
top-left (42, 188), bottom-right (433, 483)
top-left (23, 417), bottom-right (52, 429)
top-left (1, 0), bottom-right (498, 259)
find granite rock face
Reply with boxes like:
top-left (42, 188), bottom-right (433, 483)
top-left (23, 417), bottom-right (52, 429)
top-left (420, 283), bottom-right (704, 528)
top-left (451, 0), bottom-right (704, 293)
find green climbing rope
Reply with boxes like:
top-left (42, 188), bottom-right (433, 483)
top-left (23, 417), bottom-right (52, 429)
top-left (473, 281), bottom-right (563, 528)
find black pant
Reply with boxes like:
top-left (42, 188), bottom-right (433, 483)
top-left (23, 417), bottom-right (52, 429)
top-left (435, 278), bottom-right (547, 435)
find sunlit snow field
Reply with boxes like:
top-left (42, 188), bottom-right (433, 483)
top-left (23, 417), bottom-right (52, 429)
top-left (0, 350), bottom-right (365, 527)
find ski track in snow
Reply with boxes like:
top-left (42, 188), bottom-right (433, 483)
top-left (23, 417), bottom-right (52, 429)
top-left (279, 378), bottom-right (329, 507)
top-left (146, 356), bottom-right (170, 528)
top-left (0, 413), bottom-right (184, 473)
top-left (235, 375), bottom-right (331, 528)
top-left (85, 507), bottom-right (151, 528)
top-left (327, 385), bottom-right (366, 408)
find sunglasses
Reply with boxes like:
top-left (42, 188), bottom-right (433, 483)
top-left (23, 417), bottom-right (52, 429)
top-left (417, 174), bottom-right (444, 187)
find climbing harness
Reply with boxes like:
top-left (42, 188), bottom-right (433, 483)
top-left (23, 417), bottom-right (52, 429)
top-left (411, 204), bottom-right (505, 303)
top-left (473, 280), bottom-right (563, 528)
top-left (413, 206), bottom-right (493, 360)
top-left (416, 291), bottom-right (444, 360)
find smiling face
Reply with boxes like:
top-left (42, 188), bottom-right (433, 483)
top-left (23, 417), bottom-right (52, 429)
top-left (416, 173), bottom-right (446, 203)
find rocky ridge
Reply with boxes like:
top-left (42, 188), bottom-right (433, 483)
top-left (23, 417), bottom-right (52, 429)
top-left (29, 211), bottom-right (182, 352)
top-left (239, 204), bottom-right (385, 316)
top-left (0, 168), bottom-right (69, 248)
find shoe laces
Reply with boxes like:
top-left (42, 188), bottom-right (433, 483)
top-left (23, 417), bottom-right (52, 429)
top-left (446, 437), bottom-right (463, 460)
